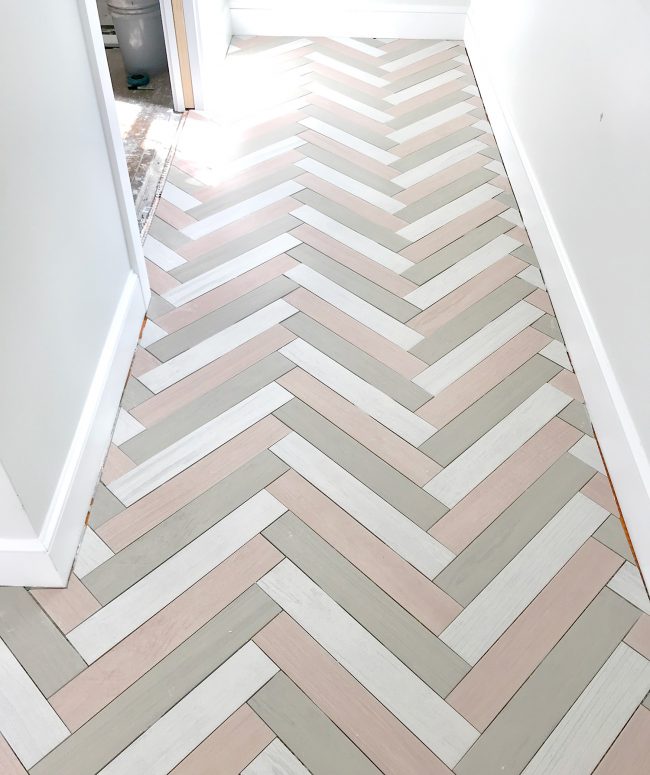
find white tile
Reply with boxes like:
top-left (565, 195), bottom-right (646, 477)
top-left (139, 320), bottom-right (166, 348)
top-left (405, 234), bottom-right (521, 309)
top-left (310, 82), bottom-right (393, 123)
top-left (397, 183), bottom-right (501, 242)
top-left (569, 434), bottom-right (605, 474)
top-left (143, 236), bottom-right (186, 271)
top-left (307, 52), bottom-right (388, 87)
top-left (518, 265), bottom-right (545, 289)
top-left (501, 207), bottom-right (524, 227)
top-left (163, 234), bottom-right (301, 307)
top-left (523, 643), bottom-right (650, 775)
top-left (332, 38), bottom-right (385, 58)
top-left (426, 384), bottom-right (572, 508)
top-left (440, 493), bottom-right (609, 664)
top-left (414, 301), bottom-right (544, 395)
top-left (68, 490), bottom-right (286, 663)
top-left (100, 643), bottom-right (279, 775)
top-left (108, 383), bottom-right (292, 506)
top-left (182, 181), bottom-right (304, 240)
top-left (291, 205), bottom-right (412, 274)
top-left (258, 560), bottom-right (477, 767)
top-left (161, 182), bottom-right (202, 211)
top-left (280, 339), bottom-right (435, 446)
top-left (608, 561), bottom-right (650, 614)
top-left (385, 69), bottom-right (464, 105)
top-left (541, 339), bottom-right (572, 370)
top-left (112, 408), bottom-right (146, 446)
top-left (243, 739), bottom-right (310, 775)
top-left (296, 157), bottom-right (404, 214)
top-left (485, 159), bottom-right (506, 175)
top-left (472, 119), bottom-right (492, 134)
top-left (139, 299), bottom-right (297, 394)
top-left (387, 102), bottom-right (476, 144)
top-left (380, 41), bottom-right (457, 72)
top-left (0, 639), bottom-right (69, 769)
top-left (392, 138), bottom-right (488, 188)
top-left (271, 434), bottom-right (451, 577)
top-left (286, 264), bottom-right (423, 350)
top-left (227, 136), bottom-right (307, 176)
top-left (73, 528), bottom-right (114, 578)
top-left (300, 117), bottom-right (399, 164)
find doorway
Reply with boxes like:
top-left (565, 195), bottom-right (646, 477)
top-left (96, 0), bottom-right (185, 230)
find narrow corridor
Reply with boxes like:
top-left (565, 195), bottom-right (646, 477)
top-left (2, 36), bottom-right (650, 775)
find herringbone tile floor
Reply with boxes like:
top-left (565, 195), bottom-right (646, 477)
top-left (2, 36), bottom-right (650, 775)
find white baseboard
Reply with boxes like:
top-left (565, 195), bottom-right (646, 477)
top-left (230, 3), bottom-right (467, 39)
top-left (0, 274), bottom-right (145, 587)
top-left (464, 15), bottom-right (650, 585)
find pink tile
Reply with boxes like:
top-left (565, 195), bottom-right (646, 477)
top-left (285, 287), bottom-right (426, 379)
top-left (594, 706), bottom-right (650, 774)
top-left (447, 539), bottom-right (623, 731)
top-left (268, 471), bottom-right (461, 635)
top-left (30, 574), bottom-right (100, 635)
top-left (430, 418), bottom-right (581, 554)
top-left (131, 325), bottom-right (295, 426)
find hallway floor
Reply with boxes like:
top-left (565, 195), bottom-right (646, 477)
top-left (3, 36), bottom-right (650, 774)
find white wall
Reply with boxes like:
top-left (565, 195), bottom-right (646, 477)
top-left (229, 0), bottom-right (469, 39)
top-left (0, 1), bottom-right (148, 585)
top-left (465, 0), bottom-right (650, 580)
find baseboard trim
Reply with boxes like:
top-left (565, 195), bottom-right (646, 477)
top-left (464, 14), bottom-right (650, 585)
top-left (230, 5), bottom-right (466, 39)
top-left (0, 273), bottom-right (145, 587)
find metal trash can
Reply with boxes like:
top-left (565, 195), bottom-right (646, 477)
top-left (107, 0), bottom-right (168, 77)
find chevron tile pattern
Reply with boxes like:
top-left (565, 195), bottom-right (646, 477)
top-left (2, 36), bottom-right (650, 774)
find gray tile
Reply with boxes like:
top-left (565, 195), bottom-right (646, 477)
top-left (411, 277), bottom-right (534, 365)
top-left (454, 589), bottom-right (640, 775)
top-left (479, 146), bottom-right (502, 161)
top-left (274, 399), bottom-right (447, 530)
top-left (89, 483), bottom-right (124, 529)
top-left (146, 293), bottom-right (174, 320)
top-left (391, 127), bottom-right (483, 174)
top-left (263, 513), bottom-right (467, 695)
top-left (293, 188), bottom-right (409, 252)
top-left (188, 165), bottom-right (303, 220)
top-left (299, 143), bottom-right (402, 196)
top-left (121, 352), bottom-right (294, 463)
top-left (389, 89), bottom-right (471, 131)
top-left (148, 216), bottom-right (190, 251)
top-left (172, 214), bottom-right (301, 283)
top-left (496, 191), bottom-right (518, 209)
top-left (310, 75), bottom-right (390, 112)
top-left (287, 242), bottom-right (419, 323)
top-left (0, 588), bottom-right (86, 698)
top-left (435, 454), bottom-right (595, 606)
top-left (559, 400), bottom-right (594, 437)
top-left (302, 104), bottom-right (398, 150)
top-left (533, 313), bottom-right (564, 342)
top-left (120, 376), bottom-right (153, 411)
top-left (283, 312), bottom-right (430, 410)
top-left (398, 167), bottom-right (496, 223)
top-left (402, 216), bottom-right (512, 285)
top-left (31, 586), bottom-right (280, 775)
top-left (389, 58), bottom-right (465, 93)
top-left (421, 355), bottom-right (561, 466)
top-left (513, 244), bottom-right (538, 267)
top-left (249, 672), bottom-right (382, 775)
top-left (166, 165), bottom-right (207, 195)
top-left (83, 451), bottom-right (287, 604)
top-left (148, 275), bottom-right (298, 361)
top-left (594, 515), bottom-right (635, 564)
